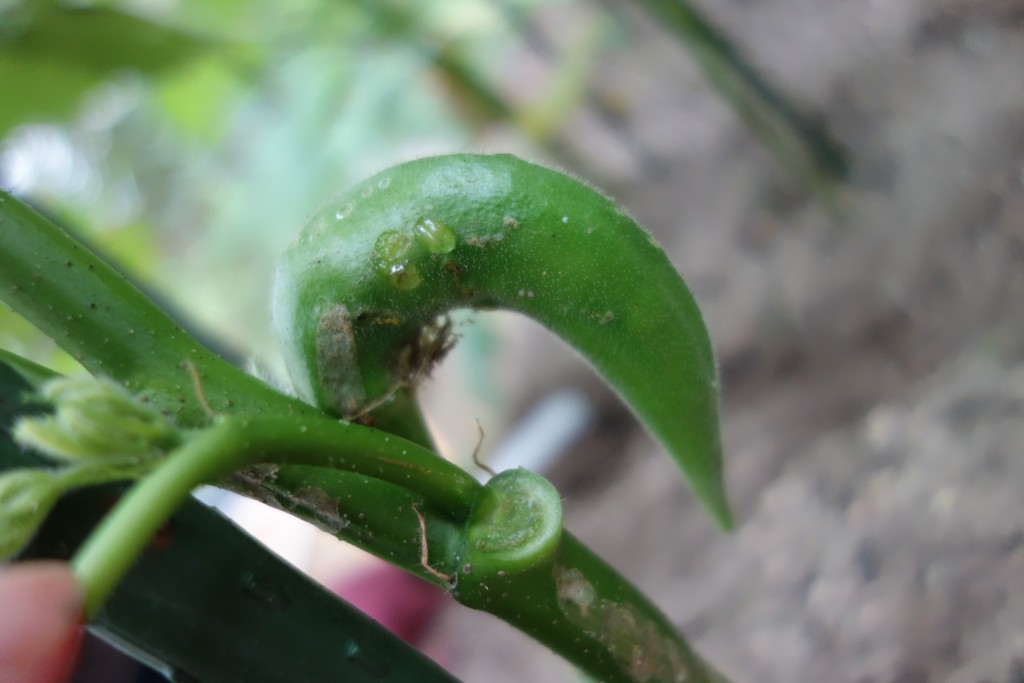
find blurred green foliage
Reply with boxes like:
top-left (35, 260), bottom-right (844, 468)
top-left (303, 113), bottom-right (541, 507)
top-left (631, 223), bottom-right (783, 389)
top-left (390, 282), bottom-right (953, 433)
top-left (0, 0), bottom-right (841, 394)
top-left (0, 3), bottom-right (838, 678)
top-left (0, 0), bottom-right (554, 374)
top-left (0, 2), bottom-right (214, 140)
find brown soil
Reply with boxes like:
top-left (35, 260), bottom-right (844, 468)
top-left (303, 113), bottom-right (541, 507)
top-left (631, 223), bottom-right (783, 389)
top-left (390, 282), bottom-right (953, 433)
top-left (427, 1), bottom-right (1024, 681)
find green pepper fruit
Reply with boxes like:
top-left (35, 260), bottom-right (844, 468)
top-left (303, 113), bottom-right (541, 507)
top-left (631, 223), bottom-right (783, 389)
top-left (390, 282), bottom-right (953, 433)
top-left (273, 153), bottom-right (731, 529)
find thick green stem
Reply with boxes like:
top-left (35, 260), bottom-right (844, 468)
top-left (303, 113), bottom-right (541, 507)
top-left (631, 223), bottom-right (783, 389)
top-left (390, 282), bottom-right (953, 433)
top-left (1, 357), bottom-right (460, 683)
top-left (455, 532), bottom-right (725, 682)
top-left (231, 463), bottom-right (467, 582)
top-left (0, 190), bottom-right (312, 425)
top-left (451, 468), bottom-right (724, 682)
top-left (72, 414), bottom-right (480, 615)
top-left (1, 457), bottom-right (156, 562)
top-left (66, 410), bottom-right (729, 681)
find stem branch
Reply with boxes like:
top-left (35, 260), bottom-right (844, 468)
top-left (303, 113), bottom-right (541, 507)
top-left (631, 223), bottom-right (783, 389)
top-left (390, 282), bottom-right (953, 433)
top-left (72, 414), bottom-right (481, 615)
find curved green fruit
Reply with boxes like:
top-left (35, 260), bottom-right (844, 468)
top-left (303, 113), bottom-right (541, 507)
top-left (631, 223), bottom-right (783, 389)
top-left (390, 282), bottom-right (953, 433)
top-left (272, 153), bottom-right (731, 529)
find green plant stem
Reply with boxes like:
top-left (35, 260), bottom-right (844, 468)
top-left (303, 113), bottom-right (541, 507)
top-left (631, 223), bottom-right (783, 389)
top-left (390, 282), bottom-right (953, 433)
top-left (2, 357), bottom-right (460, 683)
top-left (68, 412), bottom-right (729, 683)
top-left (444, 467), bottom-right (725, 683)
top-left (2, 457), bottom-right (156, 562)
top-left (457, 532), bottom-right (726, 683)
top-left (0, 192), bottom-right (465, 585)
top-left (0, 190), bottom-right (312, 425)
top-left (232, 463), bottom-right (466, 579)
top-left (73, 417), bottom-right (727, 682)
top-left (3, 170), bottom-right (731, 682)
top-left (71, 414), bottom-right (481, 615)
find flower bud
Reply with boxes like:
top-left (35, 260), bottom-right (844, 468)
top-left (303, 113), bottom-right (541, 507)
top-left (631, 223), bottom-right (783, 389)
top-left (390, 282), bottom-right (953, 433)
top-left (14, 376), bottom-right (177, 462)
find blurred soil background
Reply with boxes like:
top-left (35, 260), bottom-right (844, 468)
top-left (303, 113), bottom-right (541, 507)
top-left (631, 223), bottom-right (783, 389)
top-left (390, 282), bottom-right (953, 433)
top-left (3, 1), bottom-right (1024, 681)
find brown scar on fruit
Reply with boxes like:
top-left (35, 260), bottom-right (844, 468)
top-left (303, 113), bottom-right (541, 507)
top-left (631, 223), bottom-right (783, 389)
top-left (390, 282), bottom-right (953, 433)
top-left (555, 566), bottom-right (596, 618)
top-left (465, 234), bottom-right (505, 248)
top-left (442, 260), bottom-right (463, 282)
top-left (318, 309), bottom-right (454, 422)
top-left (315, 305), bottom-right (367, 418)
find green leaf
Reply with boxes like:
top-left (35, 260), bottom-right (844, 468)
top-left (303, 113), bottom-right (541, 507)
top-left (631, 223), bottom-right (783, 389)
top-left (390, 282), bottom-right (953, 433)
top-left (155, 58), bottom-right (244, 142)
top-left (0, 4), bottom-right (216, 138)
top-left (0, 53), bottom-right (103, 139)
top-left (0, 348), bottom-right (59, 388)
top-left (0, 189), bottom-right (311, 426)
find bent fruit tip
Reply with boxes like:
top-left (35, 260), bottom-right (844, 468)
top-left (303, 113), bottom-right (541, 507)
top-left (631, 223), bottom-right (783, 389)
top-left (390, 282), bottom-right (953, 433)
top-left (691, 473), bottom-right (734, 532)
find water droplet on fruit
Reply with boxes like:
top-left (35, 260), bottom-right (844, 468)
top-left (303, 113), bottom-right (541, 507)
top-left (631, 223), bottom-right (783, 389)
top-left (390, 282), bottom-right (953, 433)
top-left (373, 230), bottom-right (412, 265)
top-left (387, 263), bottom-right (422, 290)
top-left (372, 231), bottom-right (420, 290)
top-left (378, 177), bottom-right (391, 190)
top-left (414, 217), bottom-right (456, 254)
